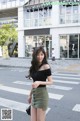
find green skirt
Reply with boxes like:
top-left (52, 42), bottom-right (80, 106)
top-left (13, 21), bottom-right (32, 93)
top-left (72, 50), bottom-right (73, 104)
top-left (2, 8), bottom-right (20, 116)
top-left (31, 87), bottom-right (49, 111)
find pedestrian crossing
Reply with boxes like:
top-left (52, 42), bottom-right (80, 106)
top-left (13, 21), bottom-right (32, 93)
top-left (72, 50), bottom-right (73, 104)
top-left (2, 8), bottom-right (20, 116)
top-left (0, 67), bottom-right (27, 72)
top-left (0, 72), bottom-right (80, 116)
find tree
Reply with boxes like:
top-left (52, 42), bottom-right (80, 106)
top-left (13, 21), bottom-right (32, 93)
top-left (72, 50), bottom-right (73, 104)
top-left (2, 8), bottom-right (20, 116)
top-left (0, 24), bottom-right (18, 46)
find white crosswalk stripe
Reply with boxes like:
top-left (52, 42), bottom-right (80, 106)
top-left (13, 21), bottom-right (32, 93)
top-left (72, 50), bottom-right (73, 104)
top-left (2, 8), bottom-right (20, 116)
top-left (0, 85), bottom-right (63, 100)
top-left (11, 69), bottom-right (26, 72)
top-left (72, 104), bottom-right (80, 112)
top-left (0, 97), bottom-right (50, 114)
top-left (53, 75), bottom-right (80, 80)
top-left (54, 80), bottom-right (80, 84)
top-left (52, 73), bottom-right (80, 77)
top-left (13, 81), bottom-right (72, 91)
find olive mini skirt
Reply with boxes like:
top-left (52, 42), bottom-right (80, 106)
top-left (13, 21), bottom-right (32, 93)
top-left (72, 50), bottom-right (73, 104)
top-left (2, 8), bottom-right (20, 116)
top-left (31, 87), bottom-right (49, 111)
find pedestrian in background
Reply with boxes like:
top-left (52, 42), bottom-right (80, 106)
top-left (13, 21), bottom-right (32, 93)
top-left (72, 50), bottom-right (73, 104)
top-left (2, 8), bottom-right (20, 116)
top-left (28, 46), bottom-right (53, 121)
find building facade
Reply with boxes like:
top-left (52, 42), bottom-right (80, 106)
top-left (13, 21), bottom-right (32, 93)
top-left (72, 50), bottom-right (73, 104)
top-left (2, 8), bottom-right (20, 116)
top-left (0, 0), bottom-right (80, 59)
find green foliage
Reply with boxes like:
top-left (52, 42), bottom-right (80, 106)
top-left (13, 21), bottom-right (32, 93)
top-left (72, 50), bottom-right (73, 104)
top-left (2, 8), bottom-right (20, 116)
top-left (0, 24), bottom-right (18, 46)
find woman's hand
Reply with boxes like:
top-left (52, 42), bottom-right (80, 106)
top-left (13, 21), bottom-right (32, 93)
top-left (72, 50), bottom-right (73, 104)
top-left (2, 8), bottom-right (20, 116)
top-left (32, 81), bottom-right (40, 88)
top-left (28, 96), bottom-right (32, 104)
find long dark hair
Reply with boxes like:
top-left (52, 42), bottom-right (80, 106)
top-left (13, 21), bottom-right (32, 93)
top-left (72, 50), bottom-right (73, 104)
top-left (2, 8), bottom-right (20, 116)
top-left (29, 46), bottom-right (48, 76)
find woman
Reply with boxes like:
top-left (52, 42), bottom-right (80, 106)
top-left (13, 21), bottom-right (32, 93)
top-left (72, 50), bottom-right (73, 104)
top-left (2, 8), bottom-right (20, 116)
top-left (28, 47), bottom-right (53, 121)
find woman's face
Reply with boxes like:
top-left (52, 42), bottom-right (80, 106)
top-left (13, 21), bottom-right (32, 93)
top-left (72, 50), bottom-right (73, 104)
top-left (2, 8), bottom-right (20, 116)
top-left (37, 51), bottom-right (44, 63)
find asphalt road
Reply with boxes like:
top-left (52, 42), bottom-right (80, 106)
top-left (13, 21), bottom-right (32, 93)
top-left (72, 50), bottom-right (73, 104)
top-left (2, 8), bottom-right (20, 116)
top-left (0, 67), bottom-right (80, 121)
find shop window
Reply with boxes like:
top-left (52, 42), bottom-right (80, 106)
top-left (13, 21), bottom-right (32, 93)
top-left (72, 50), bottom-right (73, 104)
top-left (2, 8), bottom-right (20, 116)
top-left (73, 14), bottom-right (78, 23)
top-left (66, 15), bottom-right (71, 23)
top-left (60, 5), bottom-right (65, 15)
top-left (69, 35), bottom-right (78, 58)
top-left (60, 35), bottom-right (68, 58)
top-left (60, 15), bottom-right (65, 24)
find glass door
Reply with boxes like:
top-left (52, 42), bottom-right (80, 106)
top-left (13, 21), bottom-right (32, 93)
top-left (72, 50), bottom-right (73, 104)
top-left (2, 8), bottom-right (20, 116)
top-left (69, 35), bottom-right (78, 58)
top-left (45, 35), bottom-right (52, 58)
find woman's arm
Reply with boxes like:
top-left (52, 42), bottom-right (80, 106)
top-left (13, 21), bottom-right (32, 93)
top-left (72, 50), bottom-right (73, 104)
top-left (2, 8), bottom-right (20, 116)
top-left (32, 76), bottom-right (53, 88)
top-left (29, 88), bottom-right (32, 97)
top-left (40, 76), bottom-right (53, 85)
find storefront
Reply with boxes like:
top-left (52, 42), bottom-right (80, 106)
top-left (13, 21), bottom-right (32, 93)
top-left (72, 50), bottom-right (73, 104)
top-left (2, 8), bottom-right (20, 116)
top-left (25, 35), bottom-right (52, 58)
top-left (24, 28), bottom-right (52, 58)
top-left (60, 34), bottom-right (80, 58)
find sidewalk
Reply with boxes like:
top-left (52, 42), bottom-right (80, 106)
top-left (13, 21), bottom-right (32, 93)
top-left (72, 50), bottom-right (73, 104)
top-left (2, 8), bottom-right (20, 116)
top-left (0, 57), bottom-right (80, 74)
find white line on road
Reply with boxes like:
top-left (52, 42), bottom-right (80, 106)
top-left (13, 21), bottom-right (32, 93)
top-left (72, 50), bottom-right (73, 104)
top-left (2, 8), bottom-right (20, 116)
top-left (53, 75), bottom-right (80, 80)
top-left (72, 104), bottom-right (80, 112)
top-left (0, 97), bottom-right (50, 114)
top-left (53, 73), bottom-right (80, 77)
top-left (47, 85), bottom-right (72, 90)
top-left (13, 81), bottom-right (32, 85)
top-left (54, 80), bottom-right (80, 84)
top-left (0, 85), bottom-right (63, 100)
top-left (13, 81), bottom-right (72, 91)
top-left (10, 69), bottom-right (26, 72)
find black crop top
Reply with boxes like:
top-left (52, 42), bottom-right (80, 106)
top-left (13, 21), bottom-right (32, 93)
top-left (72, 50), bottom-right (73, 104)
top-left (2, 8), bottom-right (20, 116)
top-left (31, 68), bottom-right (51, 88)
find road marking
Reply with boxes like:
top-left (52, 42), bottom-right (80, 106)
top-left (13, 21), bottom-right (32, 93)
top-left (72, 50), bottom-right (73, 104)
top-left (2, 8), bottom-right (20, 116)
top-left (53, 75), bottom-right (80, 80)
top-left (10, 69), bottom-right (26, 72)
top-left (72, 104), bottom-right (80, 112)
top-left (13, 81), bottom-right (32, 85)
top-left (53, 73), bottom-right (80, 77)
top-left (0, 85), bottom-right (63, 100)
top-left (54, 80), bottom-right (80, 84)
top-left (47, 85), bottom-right (72, 90)
top-left (13, 81), bottom-right (72, 91)
top-left (0, 97), bottom-right (50, 114)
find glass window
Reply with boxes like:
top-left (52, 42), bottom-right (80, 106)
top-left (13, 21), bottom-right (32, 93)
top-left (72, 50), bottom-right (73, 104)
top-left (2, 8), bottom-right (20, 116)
top-left (34, 11), bottom-right (38, 18)
top-left (60, 35), bottom-right (68, 58)
top-left (66, 15), bottom-right (71, 23)
top-left (44, 9), bottom-right (48, 18)
top-left (39, 9), bottom-right (44, 18)
top-left (60, 5), bottom-right (65, 15)
top-left (66, 6), bottom-right (71, 14)
top-left (73, 14), bottom-right (78, 23)
top-left (49, 8), bottom-right (51, 17)
top-left (30, 11), bottom-right (34, 20)
top-left (73, 5), bottom-right (78, 14)
top-left (39, 19), bottom-right (43, 26)
top-left (25, 10), bottom-right (30, 19)
top-left (24, 20), bottom-right (30, 27)
top-left (30, 18), bottom-right (38, 27)
top-left (69, 35), bottom-right (78, 58)
top-left (60, 15), bottom-right (65, 24)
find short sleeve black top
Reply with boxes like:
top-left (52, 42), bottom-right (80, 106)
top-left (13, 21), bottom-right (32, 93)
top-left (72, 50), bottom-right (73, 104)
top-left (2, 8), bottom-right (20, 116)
top-left (31, 68), bottom-right (51, 88)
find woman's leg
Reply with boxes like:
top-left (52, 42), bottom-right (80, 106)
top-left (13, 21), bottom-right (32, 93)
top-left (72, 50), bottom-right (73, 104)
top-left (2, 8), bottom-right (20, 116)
top-left (31, 106), bottom-right (37, 121)
top-left (37, 108), bottom-right (46, 121)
